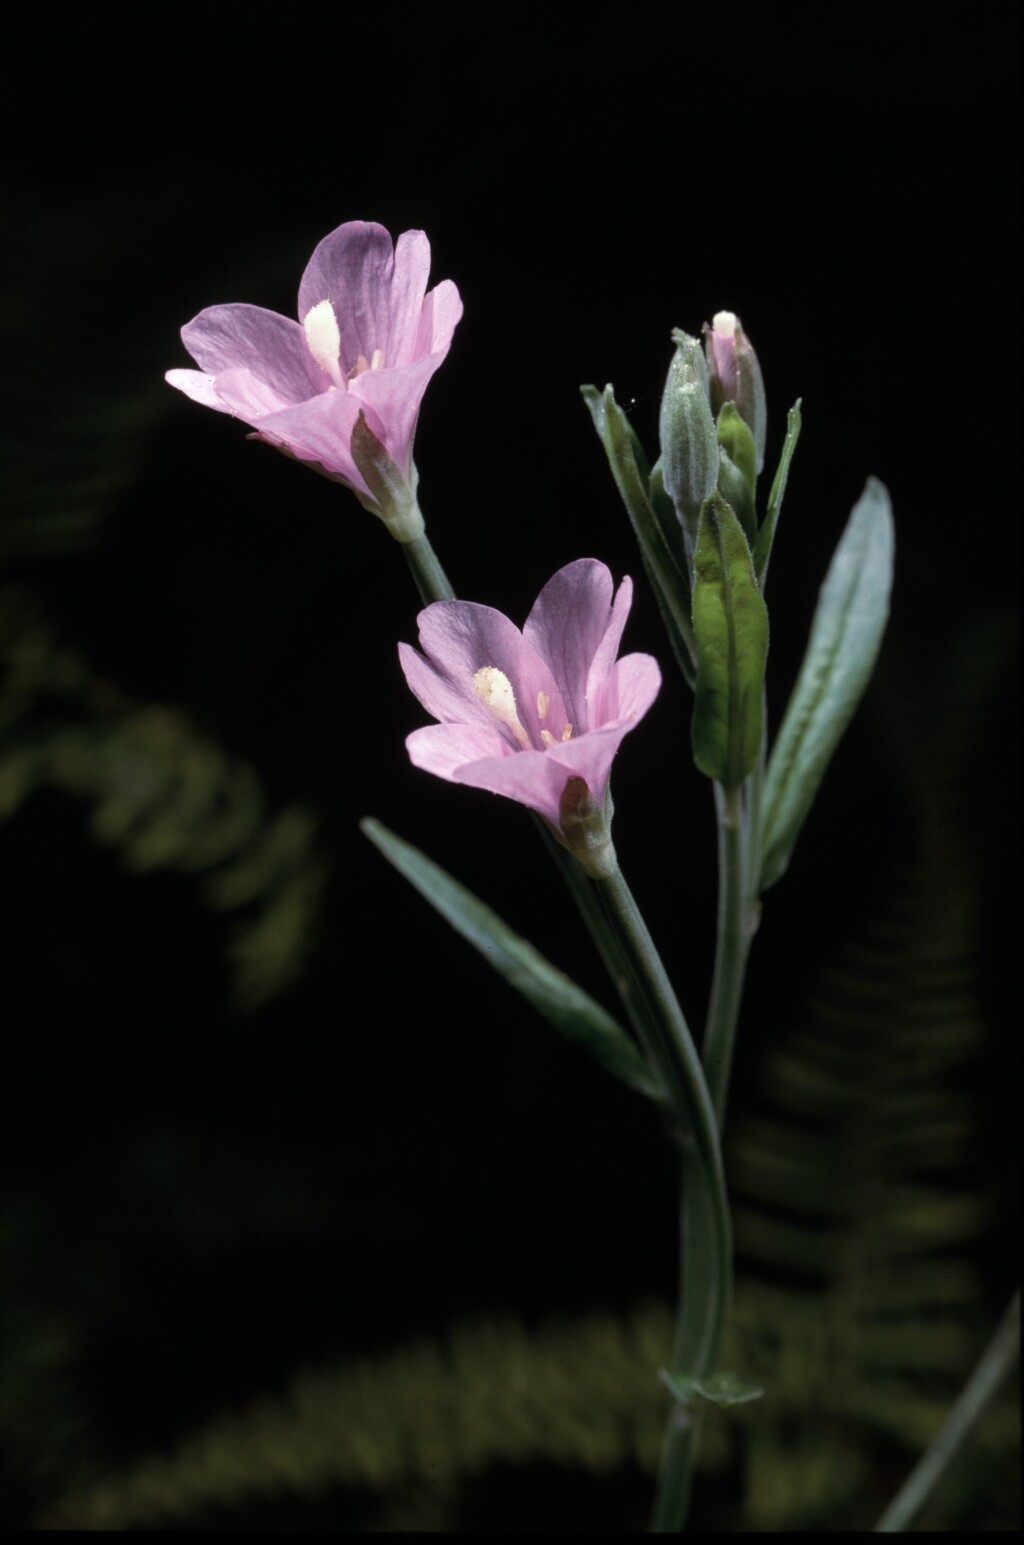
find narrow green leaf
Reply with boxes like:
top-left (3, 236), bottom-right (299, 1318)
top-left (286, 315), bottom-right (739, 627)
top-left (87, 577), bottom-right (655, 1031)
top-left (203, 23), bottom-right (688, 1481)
top-left (691, 492), bottom-right (770, 788)
top-left (753, 399), bottom-right (802, 587)
top-left (659, 1369), bottom-right (765, 1407)
top-left (581, 384), bottom-right (696, 686)
top-left (760, 477), bottom-right (895, 889)
top-left (360, 818), bottom-right (659, 1099)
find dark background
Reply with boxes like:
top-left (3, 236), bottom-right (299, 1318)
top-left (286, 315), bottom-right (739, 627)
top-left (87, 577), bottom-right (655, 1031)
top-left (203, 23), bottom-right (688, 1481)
top-left (1, 2), bottom-right (1019, 1531)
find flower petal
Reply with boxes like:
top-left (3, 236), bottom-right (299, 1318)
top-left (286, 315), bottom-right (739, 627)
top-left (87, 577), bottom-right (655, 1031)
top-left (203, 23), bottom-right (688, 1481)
top-left (450, 745), bottom-right (577, 826)
top-left (387, 230), bottom-right (434, 365)
top-left (414, 601), bottom-right (566, 749)
top-left (596, 651), bottom-right (662, 726)
top-left (165, 368), bottom-right (232, 413)
top-left (348, 352), bottom-right (448, 479)
top-left (298, 222), bottom-right (408, 373)
top-left (181, 305), bottom-right (316, 403)
top-left (253, 391), bottom-right (385, 487)
top-left (413, 277), bottom-right (464, 360)
top-left (523, 559), bottom-right (617, 733)
top-left (406, 721), bottom-right (510, 780)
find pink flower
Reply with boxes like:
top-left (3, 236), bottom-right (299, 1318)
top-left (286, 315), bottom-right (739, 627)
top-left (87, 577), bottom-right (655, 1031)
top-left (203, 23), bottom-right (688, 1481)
top-left (399, 559), bottom-right (661, 831)
top-left (165, 221), bottom-right (462, 518)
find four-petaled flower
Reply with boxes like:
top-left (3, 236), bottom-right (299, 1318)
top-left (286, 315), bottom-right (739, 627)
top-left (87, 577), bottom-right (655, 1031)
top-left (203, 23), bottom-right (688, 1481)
top-left (166, 221), bottom-right (462, 518)
top-left (399, 559), bottom-right (661, 831)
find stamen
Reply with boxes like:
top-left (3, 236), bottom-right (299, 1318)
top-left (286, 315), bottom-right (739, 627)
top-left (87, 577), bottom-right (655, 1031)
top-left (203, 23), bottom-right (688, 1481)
top-left (370, 348), bottom-right (384, 370)
top-left (537, 691), bottom-right (549, 720)
top-left (541, 729), bottom-right (556, 747)
top-left (473, 667), bottom-right (530, 747)
top-left (561, 723), bottom-right (573, 741)
top-left (303, 300), bottom-right (346, 389)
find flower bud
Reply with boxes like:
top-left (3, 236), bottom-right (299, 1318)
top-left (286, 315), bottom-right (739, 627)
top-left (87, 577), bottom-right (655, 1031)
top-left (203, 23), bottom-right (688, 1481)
top-left (704, 311), bottom-right (767, 473)
top-left (659, 329), bottom-right (719, 546)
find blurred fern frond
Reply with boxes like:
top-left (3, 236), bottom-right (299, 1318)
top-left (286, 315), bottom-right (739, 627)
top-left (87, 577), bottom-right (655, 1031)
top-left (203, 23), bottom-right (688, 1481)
top-left (0, 585), bottom-right (326, 1007)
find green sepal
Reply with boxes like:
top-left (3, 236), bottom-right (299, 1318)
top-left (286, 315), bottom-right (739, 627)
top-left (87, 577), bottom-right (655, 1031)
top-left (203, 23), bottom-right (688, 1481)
top-left (581, 384), bottom-right (696, 687)
top-left (716, 403), bottom-right (758, 546)
top-left (753, 399), bottom-right (802, 588)
top-left (760, 477), bottom-right (894, 890)
top-left (659, 1369), bottom-right (764, 1407)
top-left (690, 491), bottom-right (770, 788)
top-left (360, 818), bottom-right (659, 1099)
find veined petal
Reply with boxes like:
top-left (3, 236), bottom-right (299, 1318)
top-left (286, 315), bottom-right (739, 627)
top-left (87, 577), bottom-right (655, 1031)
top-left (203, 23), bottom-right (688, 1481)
top-left (386, 230), bottom-right (434, 365)
top-left (181, 305), bottom-right (316, 402)
top-left (595, 651), bottom-right (662, 725)
top-left (413, 277), bottom-right (464, 361)
top-left (406, 721), bottom-right (509, 780)
top-left (523, 558), bottom-right (617, 732)
top-left (165, 368), bottom-right (233, 413)
top-left (399, 641), bottom-right (491, 726)
top-left (450, 745), bottom-right (580, 827)
top-left (298, 222), bottom-right (402, 373)
top-left (348, 351), bottom-right (448, 479)
top-left (415, 602), bottom-right (566, 748)
top-left (255, 391), bottom-right (386, 487)
top-left (209, 366), bottom-right (298, 420)
top-left (585, 575), bottom-right (633, 715)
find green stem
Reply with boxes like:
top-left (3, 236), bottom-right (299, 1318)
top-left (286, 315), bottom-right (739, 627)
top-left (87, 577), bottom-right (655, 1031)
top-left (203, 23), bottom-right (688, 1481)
top-left (402, 531), bottom-right (455, 604)
top-left (873, 1290), bottom-right (1020, 1532)
top-left (592, 866), bottom-right (731, 1534)
top-left (702, 781), bottom-right (757, 1127)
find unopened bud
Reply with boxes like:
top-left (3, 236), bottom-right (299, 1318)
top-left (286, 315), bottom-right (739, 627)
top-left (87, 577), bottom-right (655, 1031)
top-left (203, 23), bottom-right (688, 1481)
top-left (659, 329), bottom-right (719, 546)
top-left (704, 312), bottom-right (767, 473)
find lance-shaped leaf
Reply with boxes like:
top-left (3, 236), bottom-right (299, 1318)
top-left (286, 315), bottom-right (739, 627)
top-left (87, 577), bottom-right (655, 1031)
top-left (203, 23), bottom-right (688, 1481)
top-left (690, 492), bottom-right (769, 788)
top-left (581, 384), bottom-right (696, 686)
top-left (753, 399), bottom-right (802, 587)
top-left (760, 477), bottom-right (894, 889)
top-left (361, 817), bottom-right (659, 1099)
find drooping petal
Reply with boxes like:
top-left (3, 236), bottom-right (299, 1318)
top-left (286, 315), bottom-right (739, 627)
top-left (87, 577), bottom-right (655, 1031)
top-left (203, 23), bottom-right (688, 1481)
top-left (413, 278), bottom-right (464, 360)
top-left (180, 305), bottom-right (317, 403)
top-left (523, 559), bottom-right (617, 733)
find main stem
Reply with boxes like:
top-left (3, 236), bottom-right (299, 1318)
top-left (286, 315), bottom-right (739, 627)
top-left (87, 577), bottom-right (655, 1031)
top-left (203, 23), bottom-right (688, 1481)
top-left (702, 780), bottom-right (757, 1127)
top-left (594, 867), bottom-right (731, 1534)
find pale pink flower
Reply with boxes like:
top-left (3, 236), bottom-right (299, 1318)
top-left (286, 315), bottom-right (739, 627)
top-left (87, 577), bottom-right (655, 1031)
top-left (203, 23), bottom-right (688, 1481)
top-left (165, 221), bottom-right (462, 508)
top-left (399, 559), bottom-right (661, 830)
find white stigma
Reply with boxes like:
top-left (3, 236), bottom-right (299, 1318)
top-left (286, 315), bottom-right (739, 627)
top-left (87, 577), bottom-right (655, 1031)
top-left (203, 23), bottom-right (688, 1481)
top-left (303, 300), bottom-right (346, 389)
top-left (472, 667), bottom-right (530, 747)
top-left (711, 309), bottom-right (738, 335)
